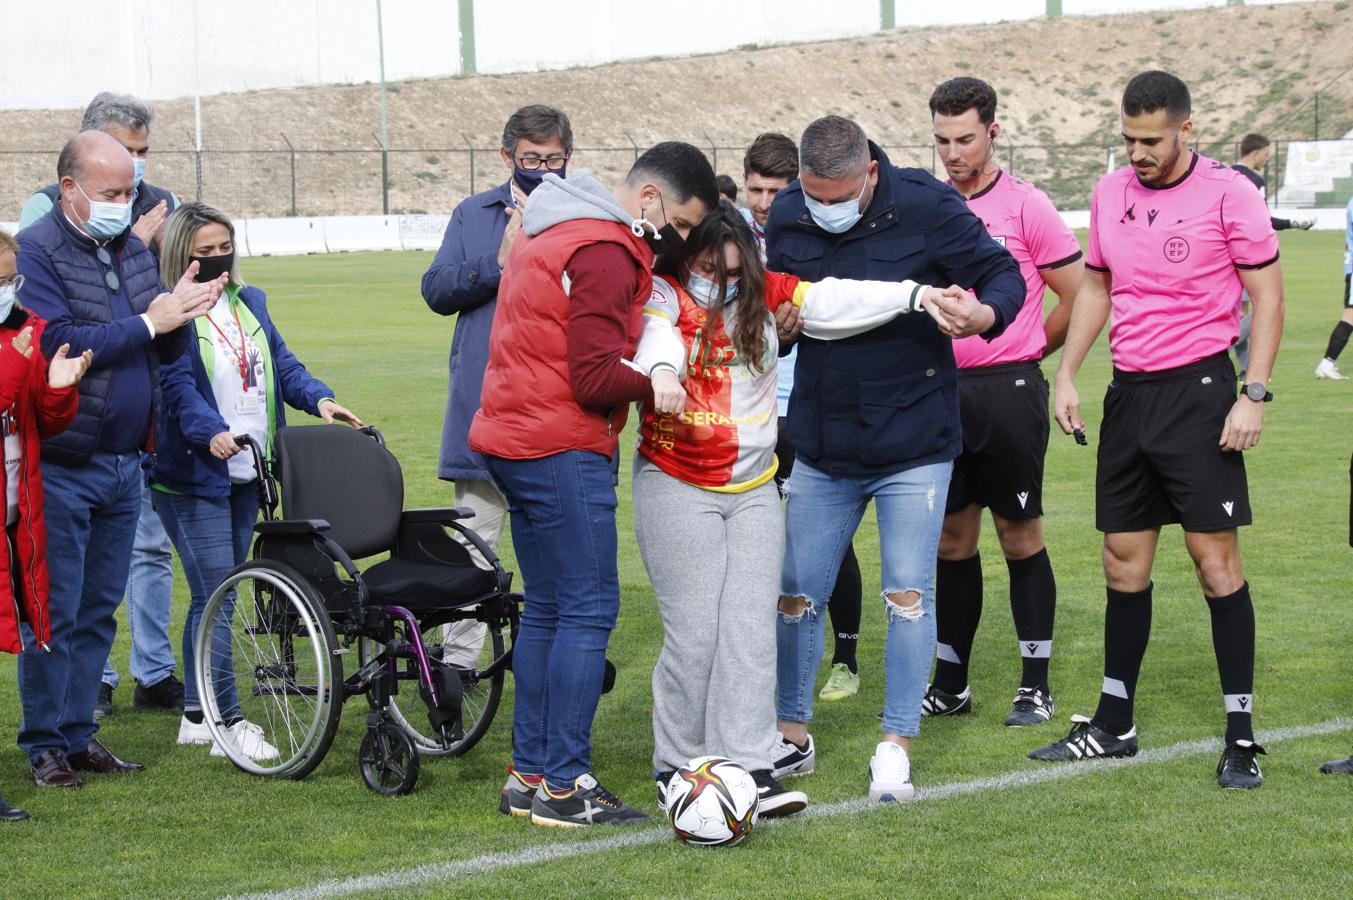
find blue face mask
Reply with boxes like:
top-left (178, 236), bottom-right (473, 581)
top-left (133, 158), bottom-right (147, 188)
top-left (804, 175), bottom-right (868, 234)
top-left (685, 271), bottom-right (739, 306)
top-left (513, 163), bottom-right (565, 196)
top-left (76, 181), bottom-right (133, 240)
top-left (0, 285), bottom-right (16, 322)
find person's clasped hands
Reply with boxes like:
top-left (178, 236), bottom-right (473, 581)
top-left (924, 285), bottom-right (997, 338)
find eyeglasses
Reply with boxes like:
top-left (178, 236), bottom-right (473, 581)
top-left (95, 246), bottom-right (120, 293)
top-left (514, 154), bottom-right (569, 172)
top-left (0, 273), bottom-right (23, 292)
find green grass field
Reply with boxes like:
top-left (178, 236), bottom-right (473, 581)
top-left (3, 232), bottom-right (1351, 899)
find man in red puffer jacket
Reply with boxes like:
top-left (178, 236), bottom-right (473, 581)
top-left (0, 230), bottom-right (91, 821)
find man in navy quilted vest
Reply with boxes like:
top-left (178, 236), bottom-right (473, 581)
top-left (14, 130), bottom-right (224, 789)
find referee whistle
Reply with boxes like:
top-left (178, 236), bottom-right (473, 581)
top-left (1073, 428), bottom-right (1088, 446)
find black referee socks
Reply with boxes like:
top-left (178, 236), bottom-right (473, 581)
top-left (1093, 583), bottom-right (1153, 736)
top-left (1206, 582), bottom-right (1256, 745)
top-left (1007, 548), bottom-right (1056, 692)
top-left (934, 553), bottom-right (983, 694)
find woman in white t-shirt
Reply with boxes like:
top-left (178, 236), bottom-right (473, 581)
top-left (150, 202), bottom-right (363, 761)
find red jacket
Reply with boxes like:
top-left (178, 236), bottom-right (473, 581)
top-left (470, 218), bottom-right (653, 460)
top-left (0, 314), bottom-right (79, 654)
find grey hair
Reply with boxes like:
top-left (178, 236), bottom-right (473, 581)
top-left (160, 201), bottom-right (244, 289)
top-left (501, 104), bottom-right (573, 155)
top-left (799, 115), bottom-right (869, 179)
top-left (80, 92), bottom-right (155, 135)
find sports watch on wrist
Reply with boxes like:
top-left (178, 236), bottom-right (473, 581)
top-left (1241, 381), bottom-right (1273, 403)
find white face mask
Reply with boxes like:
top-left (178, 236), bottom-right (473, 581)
top-left (75, 181), bottom-right (133, 239)
top-left (0, 284), bottom-right (16, 321)
top-left (685, 271), bottom-right (739, 306)
top-left (804, 175), bottom-right (868, 234)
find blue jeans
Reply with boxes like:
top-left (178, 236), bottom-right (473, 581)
top-left (776, 459), bottom-right (952, 738)
top-left (485, 450), bottom-right (620, 791)
top-left (102, 487), bottom-right (177, 689)
top-left (155, 484), bottom-right (259, 719)
top-left (18, 452), bottom-right (143, 761)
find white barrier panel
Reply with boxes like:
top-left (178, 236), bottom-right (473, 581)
top-left (323, 216), bottom-right (403, 253)
top-left (221, 206), bottom-right (1347, 257)
top-left (399, 215), bottom-right (452, 252)
top-left (245, 217), bottom-right (328, 256)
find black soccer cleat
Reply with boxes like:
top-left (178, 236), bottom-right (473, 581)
top-left (1028, 714), bottom-right (1138, 761)
top-left (654, 770), bottom-right (676, 811)
top-left (1319, 756), bottom-right (1353, 775)
top-left (1005, 686), bottom-right (1055, 727)
top-left (1217, 740), bottom-right (1266, 790)
top-left (920, 683), bottom-right (972, 717)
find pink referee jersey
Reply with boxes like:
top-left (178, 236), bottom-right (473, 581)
top-left (952, 171), bottom-right (1083, 368)
top-left (1086, 152), bottom-right (1280, 373)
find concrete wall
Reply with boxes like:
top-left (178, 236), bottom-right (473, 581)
top-left (0, 0), bottom-right (1315, 111)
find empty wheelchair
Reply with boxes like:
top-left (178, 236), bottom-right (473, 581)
top-left (192, 424), bottom-right (520, 795)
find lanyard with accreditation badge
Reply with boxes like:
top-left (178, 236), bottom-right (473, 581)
top-left (205, 298), bottom-right (265, 416)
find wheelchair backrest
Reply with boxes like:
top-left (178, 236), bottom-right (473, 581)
top-left (275, 425), bottom-right (404, 560)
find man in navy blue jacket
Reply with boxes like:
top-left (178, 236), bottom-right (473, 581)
top-left (765, 115), bottom-right (1023, 803)
top-left (15, 131), bottom-right (221, 789)
top-left (421, 105), bottom-right (572, 666)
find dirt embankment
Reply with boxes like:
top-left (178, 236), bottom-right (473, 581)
top-left (2, 1), bottom-right (1348, 217)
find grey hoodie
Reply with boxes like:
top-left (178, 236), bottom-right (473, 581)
top-left (522, 170), bottom-right (636, 236)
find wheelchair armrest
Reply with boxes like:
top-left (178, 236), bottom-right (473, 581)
top-left (400, 507), bottom-right (475, 525)
top-left (254, 518), bottom-right (331, 536)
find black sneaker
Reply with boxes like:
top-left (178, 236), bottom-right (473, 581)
top-left (529, 773), bottom-right (651, 828)
top-left (749, 769), bottom-right (808, 818)
top-left (654, 770), bottom-right (676, 811)
top-left (93, 683), bottom-right (114, 719)
top-left (1217, 740), bottom-right (1265, 789)
top-left (1005, 686), bottom-right (1055, 727)
top-left (921, 683), bottom-right (972, 717)
top-left (498, 766), bottom-right (542, 817)
top-left (1028, 714), bottom-right (1138, 761)
top-left (133, 675), bottom-right (185, 712)
top-left (1320, 756), bottom-right (1353, 775)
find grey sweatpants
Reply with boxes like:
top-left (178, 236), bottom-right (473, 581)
top-left (632, 455), bottom-right (784, 773)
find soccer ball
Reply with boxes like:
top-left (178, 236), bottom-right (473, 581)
top-left (664, 756), bottom-right (759, 847)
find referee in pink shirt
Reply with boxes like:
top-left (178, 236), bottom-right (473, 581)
top-left (923, 78), bottom-right (1084, 729)
top-left (1030, 71), bottom-right (1283, 790)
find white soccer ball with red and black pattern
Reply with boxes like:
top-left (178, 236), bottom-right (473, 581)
top-left (665, 755), bottom-right (759, 847)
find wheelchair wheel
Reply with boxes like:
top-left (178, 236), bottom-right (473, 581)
top-left (359, 616), bottom-right (506, 758)
top-left (359, 720), bottom-right (420, 795)
top-left (196, 559), bottom-right (343, 779)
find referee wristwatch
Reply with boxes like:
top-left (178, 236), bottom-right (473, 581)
top-left (1241, 381), bottom-right (1273, 403)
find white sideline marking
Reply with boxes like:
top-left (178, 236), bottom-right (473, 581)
top-left (234, 718), bottom-right (1352, 900)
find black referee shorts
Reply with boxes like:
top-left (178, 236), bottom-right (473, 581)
top-left (946, 360), bottom-right (1049, 521)
top-left (1096, 352), bottom-right (1250, 533)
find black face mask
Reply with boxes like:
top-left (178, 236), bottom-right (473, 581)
top-left (642, 193), bottom-right (686, 256)
top-left (191, 252), bottom-right (234, 284)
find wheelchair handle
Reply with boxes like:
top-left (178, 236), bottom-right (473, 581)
top-left (234, 435), bottom-right (279, 518)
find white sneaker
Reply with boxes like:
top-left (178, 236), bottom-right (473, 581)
top-left (176, 715), bottom-right (213, 745)
top-left (770, 732), bottom-right (816, 778)
top-left (868, 741), bottom-right (914, 803)
top-left (1315, 358), bottom-right (1348, 380)
top-left (210, 719), bottom-right (280, 761)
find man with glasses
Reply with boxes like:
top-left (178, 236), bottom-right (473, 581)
top-left (14, 131), bottom-right (221, 790)
top-left (19, 92), bottom-right (185, 719)
top-left (421, 105), bottom-right (572, 668)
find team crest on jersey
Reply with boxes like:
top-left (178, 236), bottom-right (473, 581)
top-left (1163, 237), bottom-right (1190, 263)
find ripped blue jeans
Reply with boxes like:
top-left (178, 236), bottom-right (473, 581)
top-left (776, 459), bottom-right (951, 738)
